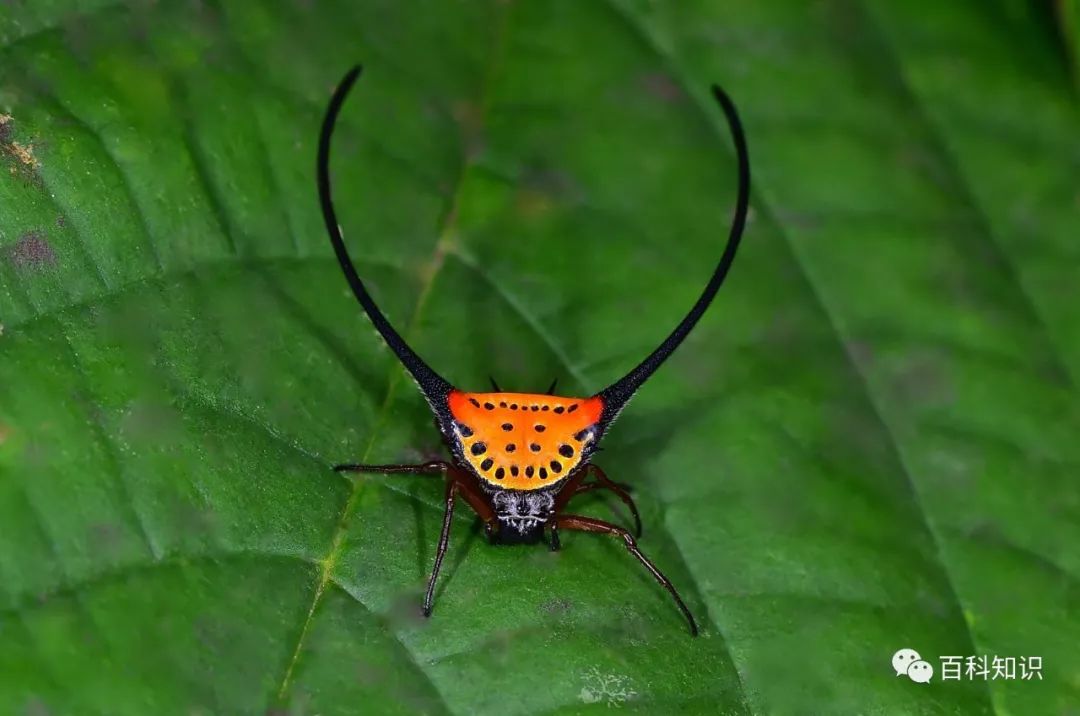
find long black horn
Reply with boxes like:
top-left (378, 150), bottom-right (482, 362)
top-left (596, 84), bottom-right (750, 425)
top-left (318, 65), bottom-right (452, 404)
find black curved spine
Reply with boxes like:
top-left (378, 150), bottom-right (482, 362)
top-left (597, 84), bottom-right (751, 424)
top-left (318, 65), bottom-right (452, 404)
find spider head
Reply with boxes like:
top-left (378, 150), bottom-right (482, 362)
top-left (488, 488), bottom-right (556, 544)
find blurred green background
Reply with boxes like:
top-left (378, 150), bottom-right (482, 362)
top-left (1, 1), bottom-right (1078, 714)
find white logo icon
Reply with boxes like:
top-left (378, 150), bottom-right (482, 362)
top-left (893, 648), bottom-right (933, 683)
top-left (908, 660), bottom-right (933, 683)
top-left (892, 648), bottom-right (921, 675)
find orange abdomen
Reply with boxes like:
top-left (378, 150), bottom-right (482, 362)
top-left (447, 391), bottom-right (603, 491)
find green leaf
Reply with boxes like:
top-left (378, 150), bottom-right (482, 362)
top-left (1, 2), bottom-right (1077, 714)
top-left (1055, 0), bottom-right (1080, 88)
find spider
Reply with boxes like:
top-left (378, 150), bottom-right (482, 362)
top-left (318, 65), bottom-right (749, 636)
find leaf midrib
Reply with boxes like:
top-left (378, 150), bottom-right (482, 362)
top-left (272, 3), bottom-right (515, 704)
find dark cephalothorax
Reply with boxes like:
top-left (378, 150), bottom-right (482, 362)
top-left (318, 65), bottom-right (750, 636)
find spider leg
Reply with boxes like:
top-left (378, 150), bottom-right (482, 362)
top-left (333, 460), bottom-right (450, 474)
top-left (331, 459), bottom-right (500, 612)
top-left (448, 467), bottom-right (500, 545)
top-left (553, 513), bottom-right (698, 636)
top-left (549, 466), bottom-right (592, 552)
top-left (574, 479), bottom-right (633, 493)
top-left (571, 465), bottom-right (643, 537)
top-left (424, 479), bottom-right (458, 616)
top-left (422, 467), bottom-right (498, 616)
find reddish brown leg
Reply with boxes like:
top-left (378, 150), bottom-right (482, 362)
top-left (333, 460), bottom-right (451, 474)
top-left (571, 465), bottom-right (642, 537)
top-left (553, 514), bottom-right (698, 636)
top-left (553, 467), bottom-right (590, 512)
top-left (332, 461), bottom-right (497, 536)
top-left (331, 460), bottom-right (498, 614)
top-left (424, 480), bottom-right (458, 616)
top-left (422, 467), bottom-right (499, 616)
top-left (549, 466), bottom-right (592, 552)
top-left (447, 466), bottom-right (500, 544)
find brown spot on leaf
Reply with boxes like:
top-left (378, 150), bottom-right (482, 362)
top-left (889, 349), bottom-right (954, 410)
top-left (1, 113), bottom-right (42, 184)
top-left (6, 231), bottom-right (56, 270)
top-left (22, 697), bottom-right (52, 716)
top-left (641, 72), bottom-right (684, 102)
top-left (10, 140), bottom-right (38, 169)
top-left (541, 597), bottom-right (573, 615)
top-left (89, 522), bottom-right (123, 550)
top-left (514, 188), bottom-right (554, 219)
top-left (451, 100), bottom-right (486, 159)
